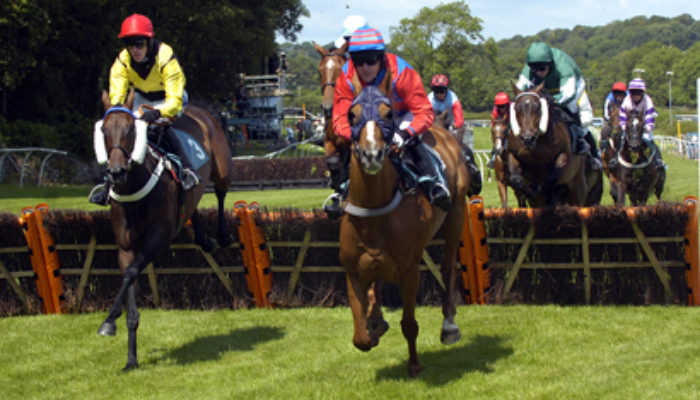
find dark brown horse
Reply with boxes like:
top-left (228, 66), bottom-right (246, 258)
top-left (507, 83), bottom-right (602, 206)
top-left (339, 79), bottom-right (468, 377)
top-left (613, 110), bottom-right (666, 205)
top-left (490, 115), bottom-right (526, 207)
top-left (94, 91), bottom-right (234, 369)
top-left (600, 104), bottom-right (624, 203)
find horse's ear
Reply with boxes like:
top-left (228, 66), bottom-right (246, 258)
top-left (338, 41), bottom-right (348, 54)
top-left (511, 81), bottom-right (520, 97)
top-left (313, 41), bottom-right (327, 57)
top-left (125, 89), bottom-right (135, 110)
top-left (100, 90), bottom-right (111, 112)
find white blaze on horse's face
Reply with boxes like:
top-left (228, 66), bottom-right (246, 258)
top-left (359, 120), bottom-right (385, 175)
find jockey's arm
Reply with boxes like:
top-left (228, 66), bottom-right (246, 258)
top-left (451, 96), bottom-right (465, 129)
top-left (394, 68), bottom-right (434, 137)
top-left (108, 55), bottom-right (131, 106)
top-left (157, 58), bottom-right (186, 118)
top-left (332, 73), bottom-right (354, 141)
top-left (556, 74), bottom-right (578, 107)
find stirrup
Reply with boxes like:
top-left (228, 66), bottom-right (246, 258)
top-left (487, 158), bottom-right (495, 169)
top-left (88, 183), bottom-right (109, 206)
top-left (322, 193), bottom-right (344, 219)
top-left (181, 168), bottom-right (201, 191)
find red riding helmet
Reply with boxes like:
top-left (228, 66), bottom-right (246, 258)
top-left (494, 92), bottom-right (510, 106)
top-left (118, 14), bottom-right (154, 39)
top-left (612, 81), bottom-right (627, 92)
top-left (431, 74), bottom-right (449, 89)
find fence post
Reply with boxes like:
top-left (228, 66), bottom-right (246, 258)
top-left (468, 197), bottom-right (490, 304)
top-left (684, 196), bottom-right (699, 305)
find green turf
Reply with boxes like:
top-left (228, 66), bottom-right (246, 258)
top-left (1, 306), bottom-right (699, 399)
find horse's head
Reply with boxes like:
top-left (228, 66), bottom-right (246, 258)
top-left (625, 110), bottom-right (645, 151)
top-left (314, 41), bottom-right (347, 121)
top-left (94, 90), bottom-right (148, 185)
top-left (348, 86), bottom-right (394, 175)
top-left (510, 82), bottom-right (549, 150)
top-left (491, 115), bottom-right (510, 156)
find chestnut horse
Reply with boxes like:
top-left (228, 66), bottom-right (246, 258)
top-left (340, 80), bottom-right (468, 377)
top-left (613, 110), bottom-right (666, 205)
top-left (600, 104), bottom-right (624, 203)
top-left (490, 116), bottom-right (527, 207)
top-left (94, 91), bottom-right (234, 370)
top-left (507, 83), bottom-right (602, 206)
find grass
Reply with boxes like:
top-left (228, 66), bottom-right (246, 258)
top-left (1, 127), bottom-right (697, 214)
top-left (1, 306), bottom-right (699, 399)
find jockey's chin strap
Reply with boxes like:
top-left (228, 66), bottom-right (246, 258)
top-left (109, 148), bottom-right (165, 202)
top-left (343, 189), bottom-right (403, 218)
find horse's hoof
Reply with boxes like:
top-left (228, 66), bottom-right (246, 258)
top-left (408, 363), bottom-right (422, 378)
top-left (197, 237), bottom-right (217, 253)
top-left (353, 338), bottom-right (373, 352)
top-left (440, 328), bottom-right (462, 345)
top-left (122, 361), bottom-right (139, 371)
top-left (98, 321), bottom-right (117, 337)
top-left (217, 233), bottom-right (235, 248)
top-left (367, 318), bottom-right (389, 345)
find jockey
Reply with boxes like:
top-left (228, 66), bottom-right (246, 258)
top-left (428, 74), bottom-right (465, 135)
top-left (324, 25), bottom-right (449, 218)
top-left (609, 78), bottom-right (665, 170)
top-left (516, 42), bottom-right (601, 171)
top-left (428, 74), bottom-right (481, 193)
top-left (604, 81), bottom-right (627, 122)
top-left (600, 81), bottom-right (627, 154)
top-left (89, 14), bottom-right (199, 205)
top-left (334, 15), bottom-right (368, 50)
top-left (487, 92), bottom-right (511, 169)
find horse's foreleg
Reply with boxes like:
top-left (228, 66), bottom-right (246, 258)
top-left (366, 281), bottom-right (389, 346)
top-left (99, 236), bottom-right (168, 337)
top-left (400, 268), bottom-right (421, 378)
top-left (215, 188), bottom-right (234, 248)
top-left (191, 210), bottom-right (216, 252)
top-left (346, 273), bottom-right (372, 351)
top-left (124, 284), bottom-right (140, 370)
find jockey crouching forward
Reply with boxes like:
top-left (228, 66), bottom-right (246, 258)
top-left (516, 42), bottom-right (602, 171)
top-left (323, 25), bottom-right (450, 219)
top-left (89, 13), bottom-right (200, 205)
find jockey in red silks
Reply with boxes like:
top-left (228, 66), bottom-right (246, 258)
top-left (323, 25), bottom-right (450, 218)
top-left (487, 92), bottom-right (511, 169)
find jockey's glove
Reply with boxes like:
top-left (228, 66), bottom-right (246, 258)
top-left (141, 109), bottom-right (161, 123)
top-left (392, 129), bottom-right (413, 149)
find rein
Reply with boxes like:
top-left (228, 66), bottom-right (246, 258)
top-left (109, 147), bottom-right (166, 203)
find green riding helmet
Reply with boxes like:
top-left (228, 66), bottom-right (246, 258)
top-left (526, 42), bottom-right (553, 65)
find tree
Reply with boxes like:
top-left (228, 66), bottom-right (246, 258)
top-left (389, 1), bottom-right (496, 110)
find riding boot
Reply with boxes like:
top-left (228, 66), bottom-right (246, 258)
top-left (323, 153), bottom-right (348, 219)
top-left (162, 127), bottom-right (201, 190)
top-left (407, 140), bottom-right (451, 211)
top-left (462, 145), bottom-right (482, 196)
top-left (88, 176), bottom-right (110, 206)
top-left (584, 130), bottom-right (602, 171)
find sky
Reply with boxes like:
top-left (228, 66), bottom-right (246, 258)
top-left (279, 0), bottom-right (700, 45)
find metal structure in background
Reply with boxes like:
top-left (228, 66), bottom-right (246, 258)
top-left (0, 148), bottom-right (67, 187)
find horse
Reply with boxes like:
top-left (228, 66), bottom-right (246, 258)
top-left (600, 104), bottom-right (624, 203)
top-left (339, 80), bottom-right (468, 377)
top-left (506, 82), bottom-right (602, 207)
top-left (94, 90), bottom-right (234, 370)
top-left (490, 115), bottom-right (526, 207)
top-left (613, 110), bottom-right (666, 205)
top-left (314, 41), bottom-right (348, 154)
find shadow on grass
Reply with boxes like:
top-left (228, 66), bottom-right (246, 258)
top-left (376, 334), bottom-right (513, 384)
top-left (150, 326), bottom-right (285, 365)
